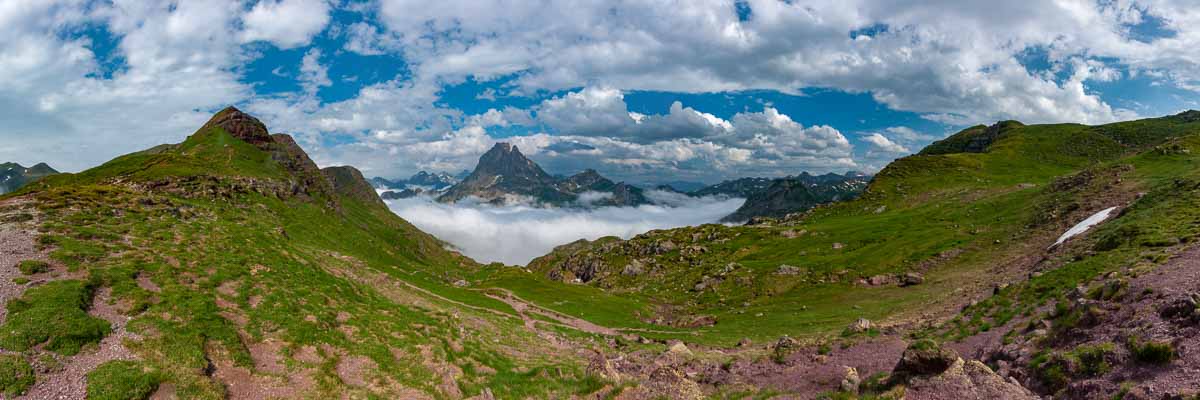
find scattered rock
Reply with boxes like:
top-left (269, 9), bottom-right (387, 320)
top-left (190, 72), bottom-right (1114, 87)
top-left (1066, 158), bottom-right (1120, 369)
top-left (681, 315), bottom-right (717, 328)
top-left (832, 242), bottom-right (845, 249)
top-left (452, 280), bottom-right (469, 287)
top-left (840, 366), bottom-right (861, 394)
top-left (737, 338), bottom-right (753, 347)
top-left (666, 342), bottom-right (692, 357)
top-left (848, 318), bottom-right (872, 334)
top-left (868, 274), bottom-right (894, 286)
top-left (776, 264), bottom-right (803, 275)
top-left (781, 229), bottom-right (805, 238)
top-left (586, 353), bottom-right (620, 381)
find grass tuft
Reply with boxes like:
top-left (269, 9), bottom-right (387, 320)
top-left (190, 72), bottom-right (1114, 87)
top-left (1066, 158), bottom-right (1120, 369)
top-left (86, 360), bottom-right (162, 400)
top-left (0, 280), bottom-right (110, 355)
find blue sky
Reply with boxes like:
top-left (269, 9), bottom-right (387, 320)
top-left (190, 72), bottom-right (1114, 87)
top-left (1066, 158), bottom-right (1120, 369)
top-left (2, 0), bottom-right (1199, 186)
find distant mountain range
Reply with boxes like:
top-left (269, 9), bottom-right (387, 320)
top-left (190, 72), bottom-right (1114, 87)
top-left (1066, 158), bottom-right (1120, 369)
top-left (398, 142), bottom-right (871, 218)
top-left (371, 171), bottom-right (458, 191)
top-left (0, 162), bottom-right (58, 195)
top-left (437, 143), bottom-right (651, 207)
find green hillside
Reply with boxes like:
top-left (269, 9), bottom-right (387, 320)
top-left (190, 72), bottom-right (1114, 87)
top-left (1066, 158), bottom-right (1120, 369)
top-left (508, 112), bottom-right (1200, 346)
top-left (1, 109), bottom-right (609, 399)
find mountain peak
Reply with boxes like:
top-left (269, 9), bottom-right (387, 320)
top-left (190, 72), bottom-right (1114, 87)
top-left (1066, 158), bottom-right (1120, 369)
top-left (490, 142), bottom-right (517, 154)
top-left (199, 106), bottom-right (271, 145)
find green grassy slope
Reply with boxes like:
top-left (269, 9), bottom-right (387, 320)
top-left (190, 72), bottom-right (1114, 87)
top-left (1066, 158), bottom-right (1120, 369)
top-left (4, 115), bottom-right (608, 398)
top-left (501, 111), bottom-right (1200, 346)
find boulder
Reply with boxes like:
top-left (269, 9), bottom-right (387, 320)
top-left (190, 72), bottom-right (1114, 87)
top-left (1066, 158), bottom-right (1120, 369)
top-left (904, 358), bottom-right (1037, 400)
top-left (894, 339), bottom-right (959, 377)
top-left (900, 272), bottom-right (925, 286)
top-left (776, 264), bottom-right (803, 275)
top-left (639, 366), bottom-right (704, 400)
top-left (868, 274), bottom-right (894, 286)
top-left (840, 366), bottom-right (861, 394)
top-left (847, 318), bottom-right (872, 334)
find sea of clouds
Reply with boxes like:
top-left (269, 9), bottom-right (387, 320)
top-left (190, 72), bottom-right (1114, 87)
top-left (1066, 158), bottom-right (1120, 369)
top-left (385, 190), bottom-right (744, 265)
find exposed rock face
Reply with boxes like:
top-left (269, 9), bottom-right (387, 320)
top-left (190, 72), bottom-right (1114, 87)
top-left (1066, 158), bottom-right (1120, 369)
top-left (0, 162), bottom-right (58, 194)
top-left (322, 166), bottom-right (386, 207)
top-left (200, 106), bottom-right (272, 146)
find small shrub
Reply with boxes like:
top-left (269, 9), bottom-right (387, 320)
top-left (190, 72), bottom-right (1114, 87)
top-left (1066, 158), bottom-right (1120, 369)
top-left (0, 354), bottom-right (34, 397)
top-left (16, 260), bottom-right (50, 275)
top-left (86, 361), bottom-right (161, 400)
top-left (1074, 342), bottom-right (1115, 377)
top-left (10, 277), bottom-right (28, 285)
top-left (1030, 351), bottom-right (1071, 390)
top-left (1128, 338), bottom-right (1175, 364)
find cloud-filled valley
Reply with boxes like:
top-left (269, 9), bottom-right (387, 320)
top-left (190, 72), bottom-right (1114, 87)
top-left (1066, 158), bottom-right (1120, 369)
top-left (385, 192), bottom-right (744, 265)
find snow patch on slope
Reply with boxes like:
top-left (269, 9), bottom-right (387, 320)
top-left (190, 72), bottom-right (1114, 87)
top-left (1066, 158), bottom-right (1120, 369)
top-left (1053, 206), bottom-right (1118, 247)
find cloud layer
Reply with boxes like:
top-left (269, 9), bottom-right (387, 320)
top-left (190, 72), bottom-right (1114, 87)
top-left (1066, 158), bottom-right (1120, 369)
top-left (385, 193), bottom-right (744, 265)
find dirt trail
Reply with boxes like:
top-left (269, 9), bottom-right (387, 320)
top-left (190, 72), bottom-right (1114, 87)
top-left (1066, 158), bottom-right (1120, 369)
top-left (23, 287), bottom-right (140, 399)
top-left (483, 288), bottom-right (625, 337)
top-left (0, 197), bottom-right (42, 321)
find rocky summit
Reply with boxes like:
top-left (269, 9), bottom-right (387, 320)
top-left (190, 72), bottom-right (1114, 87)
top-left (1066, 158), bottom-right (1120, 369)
top-left (438, 142), bottom-right (649, 206)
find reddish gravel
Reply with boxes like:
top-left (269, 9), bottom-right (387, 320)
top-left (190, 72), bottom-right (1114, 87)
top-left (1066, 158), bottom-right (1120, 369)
top-left (22, 287), bottom-right (139, 400)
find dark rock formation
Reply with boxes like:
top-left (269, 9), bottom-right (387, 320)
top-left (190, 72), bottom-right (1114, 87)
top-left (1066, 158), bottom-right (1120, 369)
top-left (322, 165), bottom-right (386, 207)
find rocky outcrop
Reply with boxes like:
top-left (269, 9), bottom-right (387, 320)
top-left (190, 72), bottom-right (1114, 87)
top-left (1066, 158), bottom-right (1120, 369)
top-left (322, 166), bottom-right (386, 207)
top-left (904, 358), bottom-right (1038, 400)
top-left (199, 106), bottom-right (272, 146)
top-left (267, 134), bottom-right (337, 204)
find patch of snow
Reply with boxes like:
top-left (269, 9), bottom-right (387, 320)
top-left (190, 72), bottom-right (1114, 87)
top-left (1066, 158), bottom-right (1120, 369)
top-left (1052, 206), bottom-right (1118, 247)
